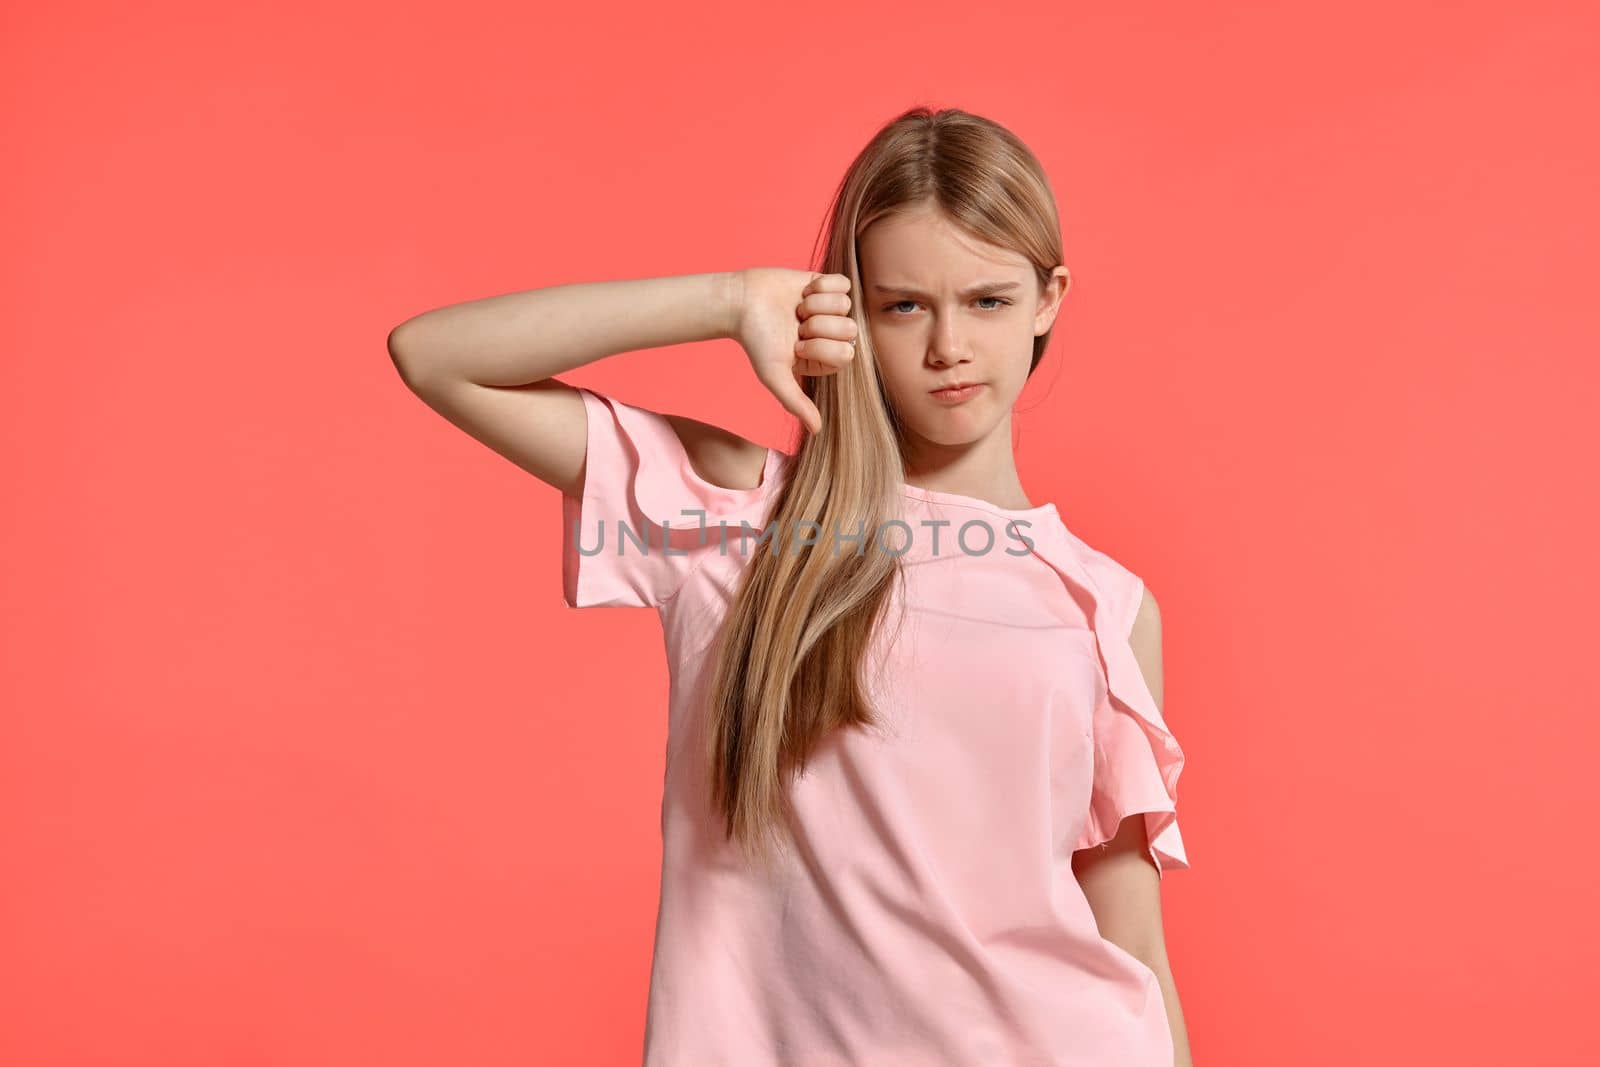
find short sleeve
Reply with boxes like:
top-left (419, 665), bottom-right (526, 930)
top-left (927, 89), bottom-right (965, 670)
top-left (561, 386), bottom-right (776, 610)
top-left (1073, 569), bottom-right (1191, 876)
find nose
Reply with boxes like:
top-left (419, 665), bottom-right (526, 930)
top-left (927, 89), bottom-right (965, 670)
top-left (928, 317), bottom-right (973, 368)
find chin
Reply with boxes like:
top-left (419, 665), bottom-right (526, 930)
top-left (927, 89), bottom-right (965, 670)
top-left (908, 408), bottom-right (995, 447)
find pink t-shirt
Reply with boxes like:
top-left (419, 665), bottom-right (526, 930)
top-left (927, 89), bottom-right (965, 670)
top-left (561, 387), bottom-right (1189, 1067)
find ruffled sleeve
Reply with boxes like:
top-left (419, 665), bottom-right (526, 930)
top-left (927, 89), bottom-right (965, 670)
top-left (561, 386), bottom-right (778, 610)
top-left (1072, 568), bottom-right (1191, 876)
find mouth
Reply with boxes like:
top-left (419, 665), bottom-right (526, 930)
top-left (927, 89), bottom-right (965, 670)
top-left (929, 382), bottom-right (985, 404)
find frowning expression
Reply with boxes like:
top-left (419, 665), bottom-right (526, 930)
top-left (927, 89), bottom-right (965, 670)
top-left (860, 203), bottom-right (1066, 450)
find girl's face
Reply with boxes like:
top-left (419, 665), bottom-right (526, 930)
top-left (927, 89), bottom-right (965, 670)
top-left (858, 204), bottom-right (1068, 456)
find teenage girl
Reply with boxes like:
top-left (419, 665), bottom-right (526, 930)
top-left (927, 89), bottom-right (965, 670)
top-left (389, 106), bottom-right (1194, 1067)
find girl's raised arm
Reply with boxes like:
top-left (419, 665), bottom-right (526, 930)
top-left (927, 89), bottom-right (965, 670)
top-left (385, 272), bottom-right (754, 497)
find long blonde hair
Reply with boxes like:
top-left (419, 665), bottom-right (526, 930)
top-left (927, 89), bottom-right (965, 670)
top-left (704, 106), bottom-right (1068, 872)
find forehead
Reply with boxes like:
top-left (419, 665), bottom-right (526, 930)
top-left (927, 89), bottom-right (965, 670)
top-left (859, 207), bottom-right (1029, 285)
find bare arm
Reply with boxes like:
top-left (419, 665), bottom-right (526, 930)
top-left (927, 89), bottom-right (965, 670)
top-left (1072, 588), bottom-right (1193, 1066)
top-left (385, 272), bottom-right (765, 496)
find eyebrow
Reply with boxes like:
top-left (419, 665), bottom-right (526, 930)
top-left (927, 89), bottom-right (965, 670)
top-left (871, 281), bottom-right (1023, 299)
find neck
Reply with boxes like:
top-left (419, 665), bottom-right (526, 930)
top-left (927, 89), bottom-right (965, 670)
top-left (900, 421), bottom-right (1036, 511)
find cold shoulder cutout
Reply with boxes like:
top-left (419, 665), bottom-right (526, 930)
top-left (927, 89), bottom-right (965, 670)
top-left (560, 386), bottom-right (778, 609)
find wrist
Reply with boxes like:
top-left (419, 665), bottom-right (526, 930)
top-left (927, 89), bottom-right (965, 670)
top-left (717, 269), bottom-right (746, 340)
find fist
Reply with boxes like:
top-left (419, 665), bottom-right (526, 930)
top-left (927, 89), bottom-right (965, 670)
top-left (733, 268), bottom-right (859, 435)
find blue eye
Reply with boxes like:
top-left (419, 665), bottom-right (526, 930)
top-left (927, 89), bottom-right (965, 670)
top-left (883, 297), bottom-right (1012, 314)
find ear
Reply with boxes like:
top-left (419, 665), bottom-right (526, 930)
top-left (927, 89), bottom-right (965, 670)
top-left (1034, 265), bottom-right (1072, 335)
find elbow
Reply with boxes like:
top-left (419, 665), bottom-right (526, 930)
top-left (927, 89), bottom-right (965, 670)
top-left (386, 322), bottom-right (436, 394)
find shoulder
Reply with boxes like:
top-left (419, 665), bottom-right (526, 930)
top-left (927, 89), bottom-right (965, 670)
top-left (580, 387), bottom-right (771, 494)
top-left (1128, 584), bottom-right (1162, 659)
top-left (660, 411), bottom-right (771, 492)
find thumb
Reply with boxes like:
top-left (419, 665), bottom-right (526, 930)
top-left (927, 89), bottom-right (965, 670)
top-left (771, 366), bottom-right (822, 435)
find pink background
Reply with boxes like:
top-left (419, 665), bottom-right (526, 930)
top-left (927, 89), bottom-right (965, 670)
top-left (4, 2), bottom-right (1597, 1064)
